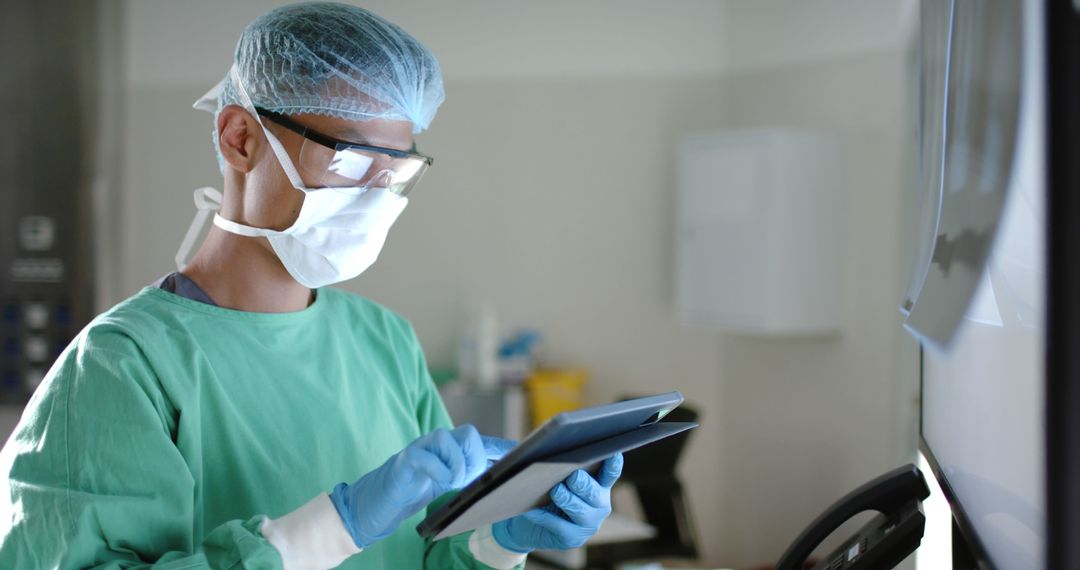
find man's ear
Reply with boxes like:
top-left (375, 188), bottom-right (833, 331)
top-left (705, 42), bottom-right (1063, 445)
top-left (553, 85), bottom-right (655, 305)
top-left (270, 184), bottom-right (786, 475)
top-left (216, 105), bottom-right (262, 173)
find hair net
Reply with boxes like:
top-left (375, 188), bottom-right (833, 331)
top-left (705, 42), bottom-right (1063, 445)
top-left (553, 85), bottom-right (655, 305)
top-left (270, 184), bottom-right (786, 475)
top-left (197, 2), bottom-right (444, 133)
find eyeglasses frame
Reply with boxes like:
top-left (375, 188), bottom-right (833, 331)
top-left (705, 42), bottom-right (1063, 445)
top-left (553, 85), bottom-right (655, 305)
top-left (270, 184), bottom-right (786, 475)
top-left (254, 107), bottom-right (434, 167)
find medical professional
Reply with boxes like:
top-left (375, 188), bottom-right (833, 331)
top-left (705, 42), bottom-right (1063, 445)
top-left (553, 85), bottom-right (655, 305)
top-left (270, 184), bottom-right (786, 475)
top-left (0, 3), bottom-right (621, 569)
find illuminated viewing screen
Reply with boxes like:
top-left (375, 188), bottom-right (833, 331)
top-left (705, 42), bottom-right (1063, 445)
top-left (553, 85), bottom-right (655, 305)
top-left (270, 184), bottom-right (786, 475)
top-left (918, 0), bottom-right (1045, 568)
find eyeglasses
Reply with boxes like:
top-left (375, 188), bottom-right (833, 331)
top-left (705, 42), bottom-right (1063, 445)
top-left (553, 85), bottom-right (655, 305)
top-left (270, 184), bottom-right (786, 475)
top-left (256, 108), bottom-right (433, 196)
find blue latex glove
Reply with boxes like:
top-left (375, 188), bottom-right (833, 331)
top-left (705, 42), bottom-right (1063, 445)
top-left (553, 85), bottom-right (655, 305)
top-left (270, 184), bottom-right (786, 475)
top-left (492, 453), bottom-right (624, 553)
top-left (330, 424), bottom-right (504, 548)
top-left (482, 436), bottom-right (517, 467)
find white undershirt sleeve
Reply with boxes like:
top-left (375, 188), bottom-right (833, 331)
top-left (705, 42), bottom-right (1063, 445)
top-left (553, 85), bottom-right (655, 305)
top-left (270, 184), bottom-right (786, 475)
top-left (260, 494), bottom-right (362, 570)
top-left (468, 524), bottom-right (529, 569)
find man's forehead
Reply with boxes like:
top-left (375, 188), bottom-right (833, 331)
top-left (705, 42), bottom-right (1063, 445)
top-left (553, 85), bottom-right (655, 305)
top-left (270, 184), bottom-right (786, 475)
top-left (325, 121), bottom-right (372, 141)
top-left (302, 114), bottom-right (412, 145)
top-left (298, 116), bottom-right (414, 153)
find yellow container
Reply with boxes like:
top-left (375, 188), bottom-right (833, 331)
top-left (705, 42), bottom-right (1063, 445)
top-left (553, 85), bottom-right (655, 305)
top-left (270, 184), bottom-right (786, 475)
top-left (525, 369), bottom-right (588, 428)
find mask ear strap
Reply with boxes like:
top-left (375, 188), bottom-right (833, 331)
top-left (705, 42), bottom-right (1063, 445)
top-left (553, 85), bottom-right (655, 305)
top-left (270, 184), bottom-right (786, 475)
top-left (212, 214), bottom-right (280, 238)
top-left (175, 187), bottom-right (224, 270)
top-left (228, 64), bottom-right (309, 192)
top-left (193, 77), bottom-right (224, 113)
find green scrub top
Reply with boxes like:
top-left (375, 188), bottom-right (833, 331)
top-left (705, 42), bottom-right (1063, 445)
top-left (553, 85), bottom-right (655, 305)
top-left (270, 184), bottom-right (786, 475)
top-left (0, 286), bottom-right (517, 569)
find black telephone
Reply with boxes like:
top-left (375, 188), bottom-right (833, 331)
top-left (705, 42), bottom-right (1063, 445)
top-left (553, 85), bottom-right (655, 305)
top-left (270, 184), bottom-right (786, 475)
top-left (775, 464), bottom-right (932, 570)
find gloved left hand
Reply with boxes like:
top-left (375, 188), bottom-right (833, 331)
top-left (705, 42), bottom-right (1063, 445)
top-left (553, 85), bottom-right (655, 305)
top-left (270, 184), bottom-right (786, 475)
top-left (492, 453), bottom-right (624, 553)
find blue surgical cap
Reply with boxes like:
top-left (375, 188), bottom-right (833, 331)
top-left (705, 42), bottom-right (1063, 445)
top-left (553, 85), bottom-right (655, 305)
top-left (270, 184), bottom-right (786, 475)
top-left (199, 2), bottom-right (444, 133)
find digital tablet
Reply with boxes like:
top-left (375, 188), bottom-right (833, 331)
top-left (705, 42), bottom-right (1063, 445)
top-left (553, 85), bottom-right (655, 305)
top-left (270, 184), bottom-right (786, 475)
top-left (417, 391), bottom-right (686, 540)
top-left (428, 420), bottom-right (698, 540)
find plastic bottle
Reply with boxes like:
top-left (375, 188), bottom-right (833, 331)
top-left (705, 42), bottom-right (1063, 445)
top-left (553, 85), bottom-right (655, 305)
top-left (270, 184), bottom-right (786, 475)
top-left (457, 301), bottom-right (499, 389)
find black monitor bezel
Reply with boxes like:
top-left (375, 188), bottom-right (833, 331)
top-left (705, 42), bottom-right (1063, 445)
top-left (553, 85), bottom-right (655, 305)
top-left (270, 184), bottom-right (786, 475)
top-left (1044, 0), bottom-right (1080, 567)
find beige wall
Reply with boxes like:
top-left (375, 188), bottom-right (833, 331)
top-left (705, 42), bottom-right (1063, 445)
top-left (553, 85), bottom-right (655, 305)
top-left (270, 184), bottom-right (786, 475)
top-left (711, 52), bottom-right (920, 565)
top-left (97, 1), bottom-right (921, 567)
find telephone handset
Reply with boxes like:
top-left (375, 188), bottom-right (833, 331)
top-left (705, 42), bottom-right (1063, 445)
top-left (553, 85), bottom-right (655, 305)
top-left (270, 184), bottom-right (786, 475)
top-left (776, 464), bottom-right (932, 570)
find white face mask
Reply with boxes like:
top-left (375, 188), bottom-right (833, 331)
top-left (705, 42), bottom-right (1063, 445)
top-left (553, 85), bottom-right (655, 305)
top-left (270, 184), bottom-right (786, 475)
top-left (178, 66), bottom-right (409, 289)
top-left (212, 186), bottom-right (406, 288)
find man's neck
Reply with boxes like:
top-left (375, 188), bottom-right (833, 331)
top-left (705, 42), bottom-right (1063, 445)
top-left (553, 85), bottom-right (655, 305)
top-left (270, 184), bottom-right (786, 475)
top-left (181, 225), bottom-right (313, 313)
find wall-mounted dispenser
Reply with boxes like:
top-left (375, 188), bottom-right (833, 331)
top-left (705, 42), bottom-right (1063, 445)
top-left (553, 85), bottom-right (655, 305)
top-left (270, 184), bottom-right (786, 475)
top-left (675, 129), bottom-right (847, 335)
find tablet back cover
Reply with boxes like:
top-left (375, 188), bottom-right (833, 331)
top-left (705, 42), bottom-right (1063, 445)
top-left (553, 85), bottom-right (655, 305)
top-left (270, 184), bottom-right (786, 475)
top-left (418, 391), bottom-right (683, 538)
top-left (430, 421), bottom-right (697, 540)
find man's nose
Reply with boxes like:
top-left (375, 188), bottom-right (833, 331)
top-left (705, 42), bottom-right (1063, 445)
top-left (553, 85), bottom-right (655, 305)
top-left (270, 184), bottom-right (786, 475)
top-left (363, 168), bottom-right (396, 189)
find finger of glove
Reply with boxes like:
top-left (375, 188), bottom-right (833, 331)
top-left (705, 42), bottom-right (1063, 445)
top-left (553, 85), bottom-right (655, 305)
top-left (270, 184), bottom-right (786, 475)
top-left (551, 482), bottom-right (604, 528)
top-left (450, 425), bottom-right (487, 484)
top-left (529, 503), bottom-right (562, 519)
top-left (597, 453), bottom-right (624, 488)
top-left (482, 435), bottom-right (517, 463)
top-left (401, 446), bottom-right (454, 490)
top-left (424, 429), bottom-right (468, 487)
top-left (564, 469), bottom-right (608, 509)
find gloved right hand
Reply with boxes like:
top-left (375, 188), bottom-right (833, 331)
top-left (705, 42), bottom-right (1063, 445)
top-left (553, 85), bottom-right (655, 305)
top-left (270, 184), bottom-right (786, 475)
top-left (329, 424), bottom-right (497, 549)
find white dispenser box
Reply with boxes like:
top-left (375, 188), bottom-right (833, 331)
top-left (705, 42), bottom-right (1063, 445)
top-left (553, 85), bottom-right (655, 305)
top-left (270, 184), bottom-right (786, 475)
top-left (675, 129), bottom-right (847, 334)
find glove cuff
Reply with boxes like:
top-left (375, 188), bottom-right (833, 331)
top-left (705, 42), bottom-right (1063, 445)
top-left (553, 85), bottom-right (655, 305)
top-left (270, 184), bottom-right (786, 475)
top-left (474, 523), bottom-right (531, 568)
top-left (492, 519), bottom-right (535, 554)
top-left (329, 482), bottom-right (368, 549)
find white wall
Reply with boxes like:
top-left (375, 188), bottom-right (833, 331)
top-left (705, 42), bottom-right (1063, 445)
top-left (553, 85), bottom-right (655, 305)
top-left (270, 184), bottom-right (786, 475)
top-left (724, 0), bottom-right (917, 73)
top-left (124, 0), bottom-right (731, 86)
top-left (104, 1), bottom-right (919, 567)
